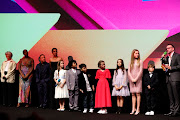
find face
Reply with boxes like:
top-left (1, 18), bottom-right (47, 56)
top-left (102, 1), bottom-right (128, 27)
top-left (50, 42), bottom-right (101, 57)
top-left (6, 53), bottom-right (12, 60)
top-left (81, 67), bottom-right (87, 73)
top-left (52, 49), bottom-right (57, 56)
top-left (117, 60), bottom-right (122, 67)
top-left (23, 50), bottom-right (28, 57)
top-left (100, 62), bottom-right (105, 70)
top-left (134, 51), bottom-right (139, 59)
top-left (40, 55), bottom-right (46, 63)
top-left (148, 67), bottom-right (154, 72)
top-left (166, 45), bottom-right (174, 54)
top-left (72, 62), bottom-right (77, 68)
top-left (60, 61), bottom-right (64, 68)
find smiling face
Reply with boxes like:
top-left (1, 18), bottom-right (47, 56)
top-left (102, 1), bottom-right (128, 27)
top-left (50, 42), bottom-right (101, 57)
top-left (60, 60), bottom-right (64, 68)
top-left (166, 45), bottom-right (174, 54)
top-left (5, 53), bottom-right (12, 60)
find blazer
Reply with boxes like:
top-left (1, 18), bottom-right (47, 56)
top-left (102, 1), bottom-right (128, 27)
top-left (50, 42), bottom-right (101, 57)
top-left (66, 69), bottom-right (80, 90)
top-left (78, 72), bottom-right (94, 93)
top-left (1, 59), bottom-right (16, 83)
top-left (144, 72), bottom-right (159, 91)
top-left (35, 62), bottom-right (50, 83)
top-left (164, 52), bottom-right (180, 82)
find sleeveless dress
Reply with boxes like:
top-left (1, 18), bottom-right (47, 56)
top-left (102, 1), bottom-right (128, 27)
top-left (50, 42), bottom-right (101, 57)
top-left (18, 59), bottom-right (33, 103)
top-left (54, 69), bottom-right (69, 98)
top-left (95, 69), bottom-right (112, 108)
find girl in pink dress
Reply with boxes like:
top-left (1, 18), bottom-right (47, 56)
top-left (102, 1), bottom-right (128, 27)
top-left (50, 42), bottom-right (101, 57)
top-left (128, 49), bottom-right (143, 115)
top-left (95, 60), bottom-right (112, 114)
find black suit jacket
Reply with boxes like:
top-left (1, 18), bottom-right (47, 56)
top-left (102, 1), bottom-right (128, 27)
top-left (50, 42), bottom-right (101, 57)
top-left (78, 72), bottom-right (94, 93)
top-left (36, 62), bottom-right (50, 83)
top-left (165, 52), bottom-right (180, 82)
top-left (144, 72), bottom-right (159, 91)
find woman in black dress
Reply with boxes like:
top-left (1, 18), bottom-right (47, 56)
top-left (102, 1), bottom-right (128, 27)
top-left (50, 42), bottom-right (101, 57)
top-left (49, 48), bottom-right (63, 109)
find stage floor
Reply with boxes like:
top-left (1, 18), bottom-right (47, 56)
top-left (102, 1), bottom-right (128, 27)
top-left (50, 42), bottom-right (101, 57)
top-left (0, 105), bottom-right (179, 120)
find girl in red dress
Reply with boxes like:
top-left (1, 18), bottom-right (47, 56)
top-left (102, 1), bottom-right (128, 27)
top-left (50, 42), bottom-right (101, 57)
top-left (95, 60), bottom-right (112, 114)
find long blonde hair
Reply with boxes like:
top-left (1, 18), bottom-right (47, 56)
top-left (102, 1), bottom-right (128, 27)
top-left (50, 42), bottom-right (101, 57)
top-left (130, 49), bottom-right (140, 69)
top-left (57, 60), bottom-right (64, 71)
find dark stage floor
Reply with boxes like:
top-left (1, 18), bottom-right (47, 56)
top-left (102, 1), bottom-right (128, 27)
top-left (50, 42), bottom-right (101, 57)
top-left (0, 105), bottom-right (179, 120)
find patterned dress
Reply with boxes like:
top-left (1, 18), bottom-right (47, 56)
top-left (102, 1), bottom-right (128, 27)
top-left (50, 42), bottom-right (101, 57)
top-left (18, 59), bottom-right (33, 103)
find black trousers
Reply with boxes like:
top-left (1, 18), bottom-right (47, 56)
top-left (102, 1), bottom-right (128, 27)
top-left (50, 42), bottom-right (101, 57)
top-left (167, 76), bottom-right (180, 114)
top-left (37, 81), bottom-right (47, 107)
top-left (1, 82), bottom-right (14, 106)
top-left (145, 89), bottom-right (156, 111)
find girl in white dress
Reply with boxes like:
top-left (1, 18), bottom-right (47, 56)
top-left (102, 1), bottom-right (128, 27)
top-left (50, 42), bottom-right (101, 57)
top-left (54, 60), bottom-right (69, 111)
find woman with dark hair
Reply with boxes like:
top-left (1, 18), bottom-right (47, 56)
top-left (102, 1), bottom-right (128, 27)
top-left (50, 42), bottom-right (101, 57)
top-left (49, 48), bottom-right (63, 109)
top-left (112, 59), bottom-right (130, 114)
top-left (128, 49), bottom-right (143, 115)
top-left (17, 49), bottom-right (34, 107)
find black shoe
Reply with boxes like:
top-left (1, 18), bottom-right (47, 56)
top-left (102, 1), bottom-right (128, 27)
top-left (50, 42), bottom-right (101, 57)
top-left (69, 109), bottom-right (73, 112)
top-left (164, 112), bottom-right (173, 116)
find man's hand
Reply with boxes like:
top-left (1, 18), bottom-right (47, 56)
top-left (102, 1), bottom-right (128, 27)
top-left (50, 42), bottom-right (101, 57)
top-left (80, 89), bottom-right (84, 93)
top-left (147, 85), bottom-right (151, 89)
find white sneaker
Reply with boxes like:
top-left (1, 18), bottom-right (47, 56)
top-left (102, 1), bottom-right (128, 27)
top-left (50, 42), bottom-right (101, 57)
top-left (149, 111), bottom-right (154, 115)
top-left (97, 109), bottom-right (103, 114)
top-left (101, 110), bottom-right (108, 114)
top-left (60, 108), bottom-right (65, 111)
top-left (83, 108), bottom-right (88, 114)
top-left (57, 108), bottom-right (61, 111)
top-left (145, 111), bottom-right (150, 115)
top-left (89, 108), bottom-right (94, 113)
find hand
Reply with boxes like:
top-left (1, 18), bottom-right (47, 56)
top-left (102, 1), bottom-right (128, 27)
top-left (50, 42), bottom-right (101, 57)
top-left (80, 89), bottom-right (84, 93)
top-left (132, 79), bottom-right (136, 82)
top-left (60, 83), bottom-right (64, 88)
top-left (119, 86), bottom-right (123, 90)
top-left (115, 86), bottom-right (119, 90)
top-left (147, 85), bottom-right (151, 89)
top-left (92, 86), bottom-right (95, 91)
top-left (161, 53), bottom-right (166, 58)
top-left (56, 81), bottom-right (59, 85)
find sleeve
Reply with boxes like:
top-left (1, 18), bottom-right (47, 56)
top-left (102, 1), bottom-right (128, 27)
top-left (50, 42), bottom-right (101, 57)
top-left (128, 63), bottom-right (134, 82)
top-left (35, 65), bottom-right (39, 83)
top-left (112, 70), bottom-right (116, 86)
top-left (134, 60), bottom-right (143, 82)
top-left (122, 70), bottom-right (128, 86)
top-left (44, 64), bottom-right (50, 82)
top-left (151, 73), bottom-right (159, 89)
top-left (78, 74), bottom-right (83, 90)
top-left (6, 62), bottom-right (16, 79)
top-left (143, 74), bottom-right (148, 87)
top-left (54, 70), bottom-right (57, 79)
top-left (66, 71), bottom-right (70, 89)
top-left (1, 62), bottom-right (4, 79)
top-left (95, 70), bottom-right (100, 80)
top-left (106, 69), bottom-right (112, 79)
top-left (171, 54), bottom-right (180, 71)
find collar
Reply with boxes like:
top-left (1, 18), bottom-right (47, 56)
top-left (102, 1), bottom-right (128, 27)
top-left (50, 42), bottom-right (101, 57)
top-left (5, 59), bottom-right (13, 62)
top-left (149, 72), bottom-right (153, 74)
top-left (168, 51), bottom-right (174, 58)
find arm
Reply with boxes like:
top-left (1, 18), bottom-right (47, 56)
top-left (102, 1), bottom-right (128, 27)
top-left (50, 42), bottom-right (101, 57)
top-left (24, 59), bottom-right (34, 78)
top-left (95, 70), bottom-right (99, 80)
top-left (134, 60), bottom-right (143, 82)
top-left (122, 69), bottom-right (128, 87)
top-left (66, 71), bottom-right (70, 90)
top-left (112, 70), bottom-right (116, 86)
top-left (128, 64), bottom-right (135, 82)
top-left (35, 65), bottom-right (39, 83)
top-left (1, 62), bottom-right (4, 78)
top-left (6, 62), bottom-right (16, 79)
top-left (143, 75), bottom-right (149, 87)
top-left (44, 64), bottom-right (51, 82)
top-left (170, 54), bottom-right (180, 71)
top-left (18, 59), bottom-right (25, 78)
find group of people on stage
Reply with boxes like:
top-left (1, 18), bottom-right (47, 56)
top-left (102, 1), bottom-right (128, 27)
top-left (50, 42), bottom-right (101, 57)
top-left (1, 44), bottom-right (180, 116)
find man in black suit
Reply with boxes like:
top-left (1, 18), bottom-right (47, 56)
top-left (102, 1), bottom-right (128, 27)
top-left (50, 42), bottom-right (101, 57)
top-left (162, 44), bottom-right (180, 116)
top-left (78, 64), bottom-right (95, 113)
top-left (144, 63), bottom-right (159, 116)
top-left (36, 54), bottom-right (50, 109)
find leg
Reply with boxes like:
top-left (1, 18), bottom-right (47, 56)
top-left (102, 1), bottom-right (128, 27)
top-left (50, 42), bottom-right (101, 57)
top-left (119, 96), bottom-right (124, 107)
top-left (130, 93), bottom-right (136, 114)
top-left (69, 90), bottom-right (74, 110)
top-left (146, 90), bottom-right (151, 112)
top-left (136, 93), bottom-right (141, 113)
top-left (43, 82), bottom-right (48, 107)
top-left (37, 83), bottom-right (43, 107)
top-left (83, 93), bottom-right (88, 109)
top-left (117, 96), bottom-right (120, 107)
top-left (167, 79), bottom-right (175, 113)
top-left (62, 99), bottom-right (65, 109)
top-left (171, 81), bottom-right (180, 114)
top-left (74, 88), bottom-right (79, 110)
top-left (151, 90), bottom-right (156, 112)
top-left (2, 82), bottom-right (7, 105)
top-left (89, 92), bottom-right (94, 109)
top-left (7, 83), bottom-right (14, 106)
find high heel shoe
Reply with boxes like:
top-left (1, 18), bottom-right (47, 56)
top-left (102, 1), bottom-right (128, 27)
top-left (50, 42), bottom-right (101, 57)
top-left (134, 111), bottom-right (140, 115)
top-left (130, 110), bottom-right (136, 115)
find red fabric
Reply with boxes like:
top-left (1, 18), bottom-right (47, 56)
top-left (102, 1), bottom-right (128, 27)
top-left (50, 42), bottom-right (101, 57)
top-left (95, 69), bottom-right (112, 108)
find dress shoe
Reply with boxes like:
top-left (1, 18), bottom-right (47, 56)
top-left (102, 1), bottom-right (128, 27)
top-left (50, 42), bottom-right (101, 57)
top-left (164, 112), bottom-right (173, 116)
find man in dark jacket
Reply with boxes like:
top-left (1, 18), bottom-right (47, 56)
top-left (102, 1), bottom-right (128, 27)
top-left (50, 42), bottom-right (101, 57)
top-left (36, 54), bottom-right (50, 109)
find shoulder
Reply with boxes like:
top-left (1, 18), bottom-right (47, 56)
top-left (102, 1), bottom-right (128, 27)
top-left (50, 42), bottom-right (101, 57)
top-left (140, 60), bottom-right (143, 64)
top-left (105, 69), bottom-right (110, 72)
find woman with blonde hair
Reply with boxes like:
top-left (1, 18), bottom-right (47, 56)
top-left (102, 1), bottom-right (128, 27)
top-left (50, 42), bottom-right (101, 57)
top-left (128, 49), bottom-right (143, 115)
top-left (54, 60), bottom-right (69, 111)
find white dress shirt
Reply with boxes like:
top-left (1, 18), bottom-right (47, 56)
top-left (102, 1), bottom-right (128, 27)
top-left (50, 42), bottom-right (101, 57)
top-left (4, 61), bottom-right (10, 72)
top-left (83, 73), bottom-right (92, 91)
